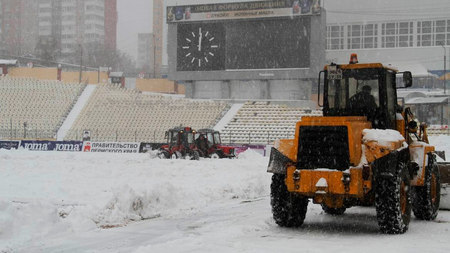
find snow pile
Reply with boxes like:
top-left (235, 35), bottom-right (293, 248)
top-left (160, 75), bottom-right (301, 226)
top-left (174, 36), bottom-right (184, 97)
top-left (429, 135), bottom-right (450, 162)
top-left (0, 148), bottom-right (270, 250)
top-left (237, 148), bottom-right (264, 160)
top-left (362, 129), bottom-right (405, 146)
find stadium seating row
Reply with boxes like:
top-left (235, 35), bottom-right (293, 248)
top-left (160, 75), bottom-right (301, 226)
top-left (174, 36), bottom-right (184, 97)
top-left (65, 83), bottom-right (229, 142)
top-left (220, 101), bottom-right (322, 144)
top-left (0, 76), bottom-right (85, 139)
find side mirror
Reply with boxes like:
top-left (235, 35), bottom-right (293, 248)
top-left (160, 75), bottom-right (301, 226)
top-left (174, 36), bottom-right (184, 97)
top-left (403, 71), bottom-right (412, 88)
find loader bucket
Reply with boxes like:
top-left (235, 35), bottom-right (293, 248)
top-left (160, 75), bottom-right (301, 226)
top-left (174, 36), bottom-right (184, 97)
top-left (267, 147), bottom-right (294, 174)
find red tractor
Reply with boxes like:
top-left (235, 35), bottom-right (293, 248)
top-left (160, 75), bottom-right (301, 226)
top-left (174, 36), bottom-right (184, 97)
top-left (196, 129), bottom-right (235, 159)
top-left (157, 126), bottom-right (201, 160)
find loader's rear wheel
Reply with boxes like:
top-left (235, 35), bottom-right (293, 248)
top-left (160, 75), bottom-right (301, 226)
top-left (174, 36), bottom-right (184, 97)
top-left (375, 166), bottom-right (411, 234)
top-left (412, 158), bottom-right (440, 220)
top-left (321, 204), bottom-right (346, 215)
top-left (270, 174), bottom-right (308, 227)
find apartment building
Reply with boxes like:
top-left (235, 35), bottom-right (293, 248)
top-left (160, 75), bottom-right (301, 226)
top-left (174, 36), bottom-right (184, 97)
top-left (137, 33), bottom-right (154, 76)
top-left (0, 0), bottom-right (38, 57)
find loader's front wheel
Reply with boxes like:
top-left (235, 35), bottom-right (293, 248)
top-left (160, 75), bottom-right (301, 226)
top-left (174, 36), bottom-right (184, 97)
top-left (412, 157), bottom-right (440, 220)
top-left (270, 174), bottom-right (308, 227)
top-left (375, 166), bottom-right (411, 234)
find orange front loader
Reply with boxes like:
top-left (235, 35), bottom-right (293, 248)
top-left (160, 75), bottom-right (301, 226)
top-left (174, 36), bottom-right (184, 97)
top-left (268, 55), bottom-right (442, 234)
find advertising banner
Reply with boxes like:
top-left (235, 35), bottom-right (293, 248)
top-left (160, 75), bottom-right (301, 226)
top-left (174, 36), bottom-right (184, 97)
top-left (53, 141), bottom-right (84, 152)
top-left (167, 0), bottom-right (321, 23)
top-left (0, 140), bottom-right (21, 150)
top-left (20, 141), bottom-right (83, 151)
top-left (82, 141), bottom-right (140, 153)
top-left (233, 144), bottom-right (269, 156)
top-left (20, 140), bottom-right (55, 151)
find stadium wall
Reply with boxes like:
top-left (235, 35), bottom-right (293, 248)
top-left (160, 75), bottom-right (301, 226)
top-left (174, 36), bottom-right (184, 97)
top-left (135, 78), bottom-right (185, 94)
top-left (7, 67), bottom-right (109, 84)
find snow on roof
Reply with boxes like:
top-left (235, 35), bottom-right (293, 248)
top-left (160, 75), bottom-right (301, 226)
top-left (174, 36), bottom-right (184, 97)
top-left (397, 89), bottom-right (447, 99)
top-left (386, 62), bottom-right (437, 78)
top-left (397, 90), bottom-right (427, 100)
top-left (405, 96), bottom-right (448, 105)
top-left (109, 72), bottom-right (124, 77)
top-left (0, 59), bottom-right (18, 65)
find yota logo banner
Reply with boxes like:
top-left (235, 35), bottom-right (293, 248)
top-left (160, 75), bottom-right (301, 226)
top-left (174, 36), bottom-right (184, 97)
top-left (20, 141), bottom-right (83, 151)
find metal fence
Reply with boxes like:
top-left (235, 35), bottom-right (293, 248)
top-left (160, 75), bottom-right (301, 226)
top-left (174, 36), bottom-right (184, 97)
top-left (1, 127), bottom-right (449, 144)
top-left (0, 128), bottom-right (57, 140)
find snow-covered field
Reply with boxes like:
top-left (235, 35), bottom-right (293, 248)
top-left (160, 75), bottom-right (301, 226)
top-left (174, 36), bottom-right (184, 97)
top-left (1, 136), bottom-right (450, 252)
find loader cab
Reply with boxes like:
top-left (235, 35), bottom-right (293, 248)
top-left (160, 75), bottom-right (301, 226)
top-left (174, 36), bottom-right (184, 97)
top-left (321, 59), bottom-right (411, 130)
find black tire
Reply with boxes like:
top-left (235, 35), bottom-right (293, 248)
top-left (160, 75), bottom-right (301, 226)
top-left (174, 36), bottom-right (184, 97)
top-left (270, 174), bottom-right (308, 227)
top-left (321, 203), bottom-right (346, 215)
top-left (191, 151), bottom-right (200, 160)
top-left (171, 151), bottom-right (182, 159)
top-left (157, 150), bottom-right (169, 159)
top-left (412, 156), bottom-right (440, 220)
top-left (210, 152), bottom-right (221, 159)
top-left (375, 165), bottom-right (412, 234)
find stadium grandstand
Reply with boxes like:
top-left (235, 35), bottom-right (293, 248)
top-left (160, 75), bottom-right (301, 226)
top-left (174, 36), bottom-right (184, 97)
top-left (0, 75), bottom-right (448, 144)
top-left (0, 76), bottom-right (85, 139)
top-left (220, 101), bottom-right (322, 144)
top-left (64, 83), bottom-right (230, 142)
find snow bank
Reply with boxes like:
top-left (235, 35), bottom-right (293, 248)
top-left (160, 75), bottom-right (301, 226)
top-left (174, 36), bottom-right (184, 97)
top-left (0, 148), bottom-right (270, 250)
top-left (429, 135), bottom-right (450, 162)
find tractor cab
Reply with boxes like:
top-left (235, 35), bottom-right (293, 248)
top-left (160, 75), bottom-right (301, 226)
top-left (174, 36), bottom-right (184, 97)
top-left (320, 54), bottom-right (412, 130)
top-left (196, 129), bottom-right (235, 159)
top-left (167, 126), bottom-right (195, 149)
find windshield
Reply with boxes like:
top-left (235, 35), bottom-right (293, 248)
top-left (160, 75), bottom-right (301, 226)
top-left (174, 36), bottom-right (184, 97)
top-left (187, 133), bottom-right (194, 144)
top-left (170, 131), bottom-right (178, 145)
top-left (325, 68), bottom-right (397, 129)
top-left (327, 68), bottom-right (380, 111)
top-left (328, 78), bottom-right (380, 110)
top-left (325, 68), bottom-right (381, 120)
top-left (213, 132), bottom-right (221, 145)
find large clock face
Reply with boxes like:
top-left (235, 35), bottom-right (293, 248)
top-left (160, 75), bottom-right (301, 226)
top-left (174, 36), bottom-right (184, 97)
top-left (177, 23), bottom-right (225, 71)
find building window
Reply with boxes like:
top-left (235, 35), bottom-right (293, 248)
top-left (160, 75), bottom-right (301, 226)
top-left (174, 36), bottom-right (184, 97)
top-left (326, 25), bottom-right (344, 50)
top-left (347, 24), bottom-right (361, 49)
top-left (363, 24), bottom-right (378, 48)
top-left (345, 23), bottom-right (378, 49)
top-left (417, 21), bottom-right (432, 46)
top-left (435, 20), bottom-right (447, 46)
top-left (381, 22), bottom-right (413, 48)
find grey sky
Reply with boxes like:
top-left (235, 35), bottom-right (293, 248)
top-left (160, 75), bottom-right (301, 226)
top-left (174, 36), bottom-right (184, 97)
top-left (117, 0), bottom-right (153, 61)
top-left (117, 0), bottom-right (450, 62)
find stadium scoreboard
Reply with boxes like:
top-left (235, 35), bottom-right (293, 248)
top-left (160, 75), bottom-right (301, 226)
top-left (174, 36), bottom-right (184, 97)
top-left (167, 0), bottom-right (324, 82)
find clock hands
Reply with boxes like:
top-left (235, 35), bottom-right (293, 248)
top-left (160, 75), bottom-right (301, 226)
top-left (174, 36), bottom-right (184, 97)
top-left (181, 27), bottom-right (221, 68)
top-left (198, 27), bottom-right (202, 52)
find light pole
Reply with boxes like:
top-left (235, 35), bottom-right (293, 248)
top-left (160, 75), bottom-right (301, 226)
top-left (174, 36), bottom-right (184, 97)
top-left (153, 34), bottom-right (156, 79)
top-left (439, 42), bottom-right (447, 94)
top-left (79, 44), bottom-right (83, 83)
